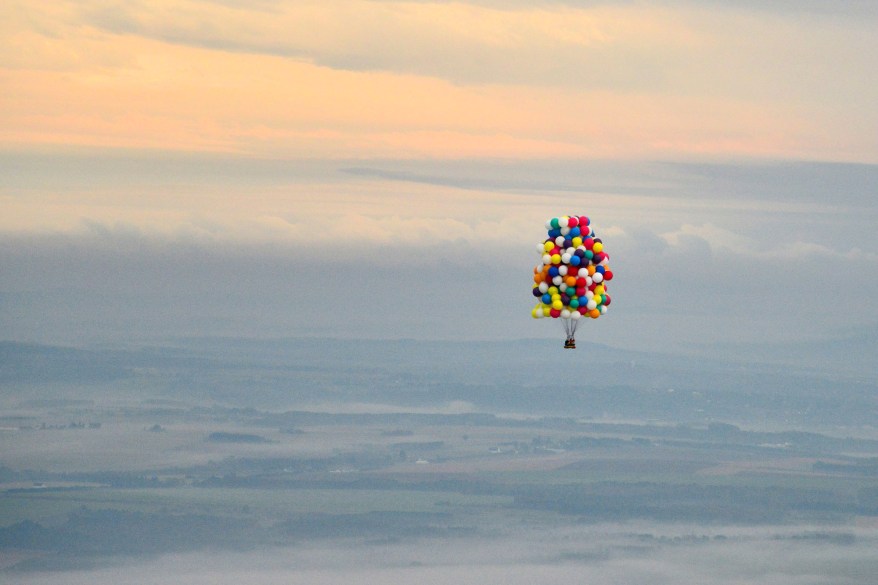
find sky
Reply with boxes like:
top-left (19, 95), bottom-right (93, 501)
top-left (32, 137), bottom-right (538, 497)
top-left (1, 0), bottom-right (877, 355)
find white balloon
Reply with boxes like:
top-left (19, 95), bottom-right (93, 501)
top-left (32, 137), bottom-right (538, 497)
top-left (542, 254), bottom-right (551, 265)
top-left (538, 282), bottom-right (548, 293)
top-left (560, 226), bottom-right (570, 236)
top-left (555, 236), bottom-right (565, 247)
top-left (561, 253), bottom-right (571, 264)
top-left (586, 276), bottom-right (593, 286)
top-left (545, 220), bottom-right (553, 230)
top-left (536, 243), bottom-right (546, 254)
top-left (587, 299), bottom-right (597, 310)
top-left (586, 291), bottom-right (594, 299)
top-left (561, 309), bottom-right (571, 319)
top-left (558, 265), bottom-right (568, 276)
top-left (571, 311), bottom-right (582, 320)
top-left (593, 272), bottom-right (604, 283)
top-left (600, 305), bottom-right (608, 314)
top-left (552, 276), bottom-right (563, 285)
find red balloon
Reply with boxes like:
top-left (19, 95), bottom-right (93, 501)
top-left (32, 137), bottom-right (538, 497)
top-left (579, 216), bottom-right (590, 226)
top-left (576, 277), bottom-right (586, 287)
top-left (603, 294), bottom-right (611, 306)
top-left (575, 286), bottom-right (586, 296)
top-left (550, 308), bottom-right (561, 318)
top-left (583, 238), bottom-right (594, 250)
top-left (603, 270), bottom-right (613, 281)
top-left (567, 216), bottom-right (578, 227)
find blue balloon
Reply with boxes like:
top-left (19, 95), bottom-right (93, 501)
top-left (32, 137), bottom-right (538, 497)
top-left (570, 227), bottom-right (581, 237)
top-left (570, 255), bottom-right (581, 266)
top-left (541, 293), bottom-right (551, 304)
top-left (595, 265), bottom-right (605, 274)
top-left (548, 266), bottom-right (560, 277)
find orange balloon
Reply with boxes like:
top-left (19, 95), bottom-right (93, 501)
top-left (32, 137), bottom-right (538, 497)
top-left (587, 265), bottom-right (596, 276)
top-left (565, 276), bottom-right (577, 287)
top-left (589, 309), bottom-right (600, 318)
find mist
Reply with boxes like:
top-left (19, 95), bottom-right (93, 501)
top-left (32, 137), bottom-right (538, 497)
top-left (6, 523), bottom-right (877, 585)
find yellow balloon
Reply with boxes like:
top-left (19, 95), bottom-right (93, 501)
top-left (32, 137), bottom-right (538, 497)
top-left (548, 286), bottom-right (559, 295)
top-left (593, 242), bottom-right (603, 253)
top-left (593, 294), bottom-right (602, 305)
top-left (551, 254), bottom-right (561, 265)
top-left (544, 241), bottom-right (554, 252)
top-left (552, 300), bottom-right (563, 310)
top-left (572, 237), bottom-right (582, 247)
top-left (531, 308), bottom-right (539, 318)
top-left (594, 285), bottom-right (605, 296)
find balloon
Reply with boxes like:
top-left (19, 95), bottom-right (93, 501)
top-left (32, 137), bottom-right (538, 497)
top-left (531, 214), bottom-right (613, 347)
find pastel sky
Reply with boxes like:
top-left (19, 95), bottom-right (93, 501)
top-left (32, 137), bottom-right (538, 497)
top-left (1, 1), bottom-right (877, 357)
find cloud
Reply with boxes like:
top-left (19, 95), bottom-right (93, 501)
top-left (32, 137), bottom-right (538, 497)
top-left (3, 1), bottom-right (877, 160)
top-left (5, 523), bottom-right (878, 585)
top-left (73, 0), bottom-right (691, 90)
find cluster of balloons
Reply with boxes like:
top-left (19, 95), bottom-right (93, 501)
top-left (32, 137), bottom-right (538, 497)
top-left (531, 215), bottom-right (613, 322)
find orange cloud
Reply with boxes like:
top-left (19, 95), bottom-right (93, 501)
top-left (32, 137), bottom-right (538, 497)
top-left (1, 1), bottom-right (876, 161)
